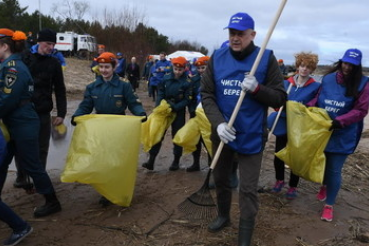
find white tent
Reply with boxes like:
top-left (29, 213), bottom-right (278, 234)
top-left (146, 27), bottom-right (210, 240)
top-left (167, 50), bottom-right (205, 61)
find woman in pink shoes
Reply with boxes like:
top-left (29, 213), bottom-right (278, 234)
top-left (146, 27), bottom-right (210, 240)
top-left (307, 48), bottom-right (369, 222)
top-left (268, 52), bottom-right (320, 200)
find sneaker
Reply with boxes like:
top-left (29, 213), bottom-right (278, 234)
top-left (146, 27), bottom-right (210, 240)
top-left (321, 205), bottom-right (333, 222)
top-left (285, 187), bottom-right (298, 200)
top-left (3, 225), bottom-right (33, 246)
top-left (271, 180), bottom-right (285, 193)
top-left (317, 186), bottom-right (327, 201)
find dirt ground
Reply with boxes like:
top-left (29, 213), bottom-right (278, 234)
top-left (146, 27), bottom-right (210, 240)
top-left (1, 58), bottom-right (369, 246)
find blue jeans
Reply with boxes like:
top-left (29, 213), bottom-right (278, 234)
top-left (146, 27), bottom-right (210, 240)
top-left (323, 152), bottom-right (348, 205)
top-left (0, 199), bottom-right (28, 233)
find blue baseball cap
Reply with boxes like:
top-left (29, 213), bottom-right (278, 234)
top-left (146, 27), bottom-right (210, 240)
top-left (341, 48), bottom-right (362, 66)
top-left (224, 12), bottom-right (254, 31)
top-left (116, 52), bottom-right (123, 57)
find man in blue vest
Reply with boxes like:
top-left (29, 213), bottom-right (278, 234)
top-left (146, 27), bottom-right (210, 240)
top-left (201, 12), bottom-right (286, 246)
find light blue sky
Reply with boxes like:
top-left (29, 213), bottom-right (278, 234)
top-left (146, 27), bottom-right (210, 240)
top-left (18, 0), bottom-right (369, 66)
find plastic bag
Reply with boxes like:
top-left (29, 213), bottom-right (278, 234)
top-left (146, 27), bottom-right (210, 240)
top-left (141, 100), bottom-right (176, 152)
top-left (173, 107), bottom-right (213, 157)
top-left (51, 116), bottom-right (67, 141)
top-left (275, 101), bottom-right (332, 184)
top-left (61, 114), bottom-right (142, 207)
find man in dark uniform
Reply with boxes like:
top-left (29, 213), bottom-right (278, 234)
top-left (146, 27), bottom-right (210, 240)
top-left (201, 13), bottom-right (286, 245)
top-left (126, 56), bottom-right (140, 92)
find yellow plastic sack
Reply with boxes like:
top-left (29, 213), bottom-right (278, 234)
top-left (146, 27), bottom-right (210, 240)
top-left (61, 114), bottom-right (142, 207)
top-left (173, 107), bottom-right (213, 156)
top-left (141, 100), bottom-right (176, 152)
top-left (173, 117), bottom-right (200, 155)
top-left (275, 101), bottom-right (332, 184)
top-left (0, 121), bottom-right (10, 142)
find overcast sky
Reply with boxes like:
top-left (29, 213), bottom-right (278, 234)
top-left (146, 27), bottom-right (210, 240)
top-left (18, 0), bottom-right (369, 66)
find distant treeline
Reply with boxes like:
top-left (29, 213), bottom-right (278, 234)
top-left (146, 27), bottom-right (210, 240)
top-left (0, 0), bottom-right (209, 64)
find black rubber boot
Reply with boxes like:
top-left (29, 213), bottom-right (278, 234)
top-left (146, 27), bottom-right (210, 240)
top-left (169, 155), bottom-right (180, 171)
top-left (186, 153), bottom-right (200, 172)
top-left (208, 201), bottom-right (231, 232)
top-left (142, 154), bottom-right (156, 170)
top-left (34, 193), bottom-right (62, 218)
top-left (238, 218), bottom-right (255, 246)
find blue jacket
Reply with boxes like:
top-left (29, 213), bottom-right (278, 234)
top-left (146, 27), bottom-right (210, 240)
top-left (154, 59), bottom-right (171, 83)
top-left (73, 74), bottom-right (146, 117)
top-left (268, 76), bottom-right (320, 136)
top-left (115, 58), bottom-right (126, 75)
top-left (213, 47), bottom-right (271, 154)
top-left (318, 72), bottom-right (368, 154)
top-left (188, 73), bottom-right (201, 114)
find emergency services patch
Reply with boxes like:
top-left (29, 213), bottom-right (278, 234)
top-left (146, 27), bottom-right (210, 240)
top-left (5, 74), bottom-right (17, 87)
top-left (8, 67), bottom-right (17, 74)
top-left (116, 100), bottom-right (122, 107)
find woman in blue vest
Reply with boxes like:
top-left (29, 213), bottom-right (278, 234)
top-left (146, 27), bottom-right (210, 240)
top-left (308, 48), bottom-right (369, 222)
top-left (268, 52), bottom-right (320, 199)
top-left (0, 28), bottom-right (62, 218)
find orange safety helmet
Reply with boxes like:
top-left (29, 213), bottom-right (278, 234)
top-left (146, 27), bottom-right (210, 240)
top-left (171, 56), bottom-right (187, 68)
top-left (278, 59), bottom-right (283, 63)
top-left (194, 56), bottom-right (210, 66)
top-left (96, 52), bottom-right (116, 63)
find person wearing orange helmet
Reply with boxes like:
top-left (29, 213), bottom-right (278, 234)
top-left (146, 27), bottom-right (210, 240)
top-left (72, 52), bottom-right (147, 206)
top-left (186, 56), bottom-right (210, 172)
top-left (142, 56), bottom-right (191, 171)
top-left (278, 58), bottom-right (287, 75)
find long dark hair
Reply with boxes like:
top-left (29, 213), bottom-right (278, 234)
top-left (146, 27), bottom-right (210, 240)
top-left (324, 60), bottom-right (363, 97)
top-left (0, 36), bottom-right (26, 54)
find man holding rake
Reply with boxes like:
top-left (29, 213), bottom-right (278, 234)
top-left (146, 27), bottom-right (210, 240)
top-left (201, 12), bottom-right (286, 245)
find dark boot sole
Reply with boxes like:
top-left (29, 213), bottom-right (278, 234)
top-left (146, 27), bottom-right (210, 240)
top-left (33, 203), bottom-right (62, 218)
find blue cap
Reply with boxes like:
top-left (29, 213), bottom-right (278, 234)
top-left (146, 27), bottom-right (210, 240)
top-left (224, 12), bottom-right (254, 31)
top-left (116, 52), bottom-right (123, 57)
top-left (341, 48), bottom-right (362, 66)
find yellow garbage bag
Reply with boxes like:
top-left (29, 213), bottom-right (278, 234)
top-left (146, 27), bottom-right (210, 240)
top-left (173, 117), bottom-right (200, 155)
top-left (61, 114), bottom-right (141, 207)
top-left (0, 121), bottom-right (10, 142)
top-left (141, 100), bottom-right (176, 152)
top-left (275, 101), bottom-right (332, 184)
top-left (173, 107), bottom-right (213, 157)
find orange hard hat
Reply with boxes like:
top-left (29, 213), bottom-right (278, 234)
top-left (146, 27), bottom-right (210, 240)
top-left (96, 52), bottom-right (116, 63)
top-left (171, 56), bottom-right (187, 68)
top-left (278, 59), bottom-right (283, 63)
top-left (194, 56), bottom-right (210, 66)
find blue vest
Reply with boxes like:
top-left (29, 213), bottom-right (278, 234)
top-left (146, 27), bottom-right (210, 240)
top-left (213, 47), bottom-right (271, 154)
top-left (318, 73), bottom-right (368, 154)
top-left (268, 78), bottom-right (321, 136)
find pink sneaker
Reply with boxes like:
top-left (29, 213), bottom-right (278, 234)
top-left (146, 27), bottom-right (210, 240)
top-left (271, 180), bottom-right (285, 193)
top-left (321, 205), bottom-right (333, 222)
top-left (317, 186), bottom-right (327, 201)
top-left (285, 187), bottom-right (297, 200)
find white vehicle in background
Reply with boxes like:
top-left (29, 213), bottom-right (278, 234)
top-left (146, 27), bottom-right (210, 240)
top-left (55, 31), bottom-right (97, 58)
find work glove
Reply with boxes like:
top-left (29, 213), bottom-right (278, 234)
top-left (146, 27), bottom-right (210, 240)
top-left (71, 116), bottom-right (77, 126)
top-left (217, 122), bottom-right (236, 144)
top-left (329, 119), bottom-right (342, 131)
top-left (241, 75), bottom-right (259, 93)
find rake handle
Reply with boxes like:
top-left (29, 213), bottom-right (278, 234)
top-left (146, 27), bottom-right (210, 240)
top-left (210, 0), bottom-right (288, 170)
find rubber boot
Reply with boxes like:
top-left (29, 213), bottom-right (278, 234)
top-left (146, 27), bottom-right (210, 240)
top-left (186, 152), bottom-right (200, 172)
top-left (142, 154), bottom-right (156, 170)
top-left (238, 218), bottom-right (255, 246)
top-left (13, 157), bottom-right (33, 189)
top-left (34, 192), bottom-right (62, 218)
top-left (208, 201), bottom-right (231, 232)
top-left (169, 155), bottom-right (180, 171)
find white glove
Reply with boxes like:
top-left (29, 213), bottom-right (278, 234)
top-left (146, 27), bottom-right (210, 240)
top-left (241, 75), bottom-right (259, 92)
top-left (217, 122), bottom-right (236, 144)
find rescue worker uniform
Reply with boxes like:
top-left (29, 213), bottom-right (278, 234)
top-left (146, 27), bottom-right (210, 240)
top-left (0, 53), bottom-right (61, 217)
top-left (73, 74), bottom-right (146, 117)
top-left (143, 70), bottom-right (191, 171)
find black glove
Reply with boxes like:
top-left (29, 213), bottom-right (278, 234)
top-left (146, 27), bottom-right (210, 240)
top-left (71, 116), bottom-right (77, 126)
top-left (141, 115), bottom-right (148, 123)
top-left (329, 119), bottom-right (342, 131)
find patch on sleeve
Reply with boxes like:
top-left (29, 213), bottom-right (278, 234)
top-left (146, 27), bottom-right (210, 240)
top-left (5, 74), bottom-right (17, 88)
top-left (8, 67), bottom-right (17, 74)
